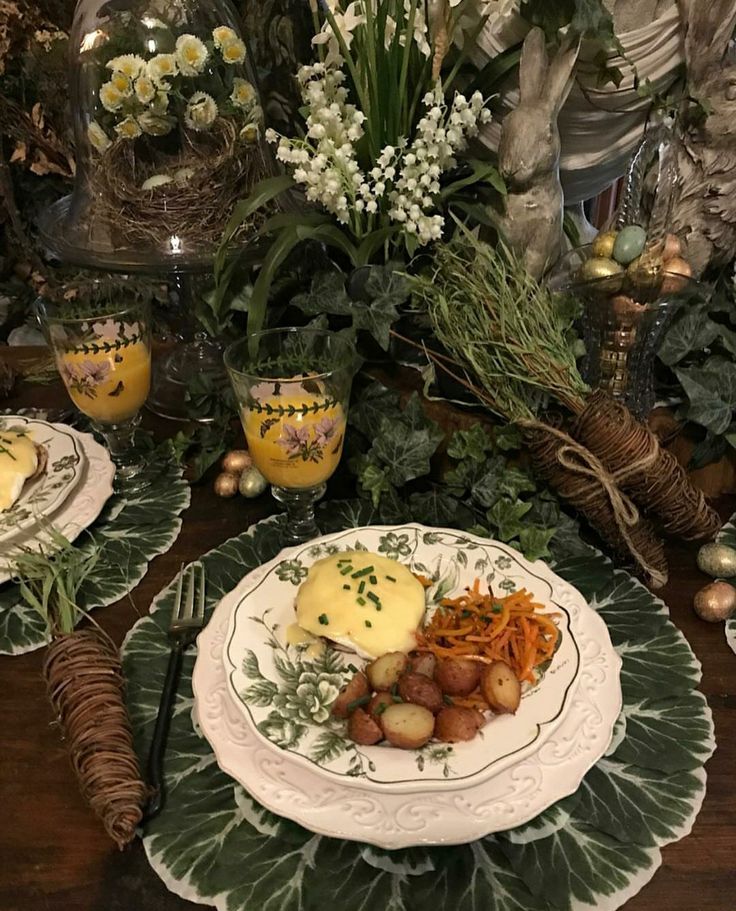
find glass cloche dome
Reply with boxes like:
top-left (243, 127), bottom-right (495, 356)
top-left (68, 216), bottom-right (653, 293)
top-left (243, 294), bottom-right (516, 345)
top-left (39, 0), bottom-right (271, 272)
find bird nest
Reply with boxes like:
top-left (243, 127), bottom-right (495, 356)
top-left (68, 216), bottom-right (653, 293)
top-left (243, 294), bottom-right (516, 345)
top-left (89, 117), bottom-right (269, 252)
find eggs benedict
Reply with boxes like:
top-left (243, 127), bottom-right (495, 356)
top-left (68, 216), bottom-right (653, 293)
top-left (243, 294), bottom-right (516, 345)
top-left (294, 551), bottom-right (426, 658)
top-left (0, 429), bottom-right (46, 512)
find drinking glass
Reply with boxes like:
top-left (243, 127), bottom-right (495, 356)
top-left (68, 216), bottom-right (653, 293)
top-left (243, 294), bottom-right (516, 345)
top-left (225, 328), bottom-right (356, 544)
top-left (37, 298), bottom-right (152, 487)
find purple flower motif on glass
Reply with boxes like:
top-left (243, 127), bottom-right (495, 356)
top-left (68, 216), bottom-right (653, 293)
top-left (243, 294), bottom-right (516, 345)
top-left (276, 423), bottom-right (311, 457)
top-left (314, 416), bottom-right (337, 447)
top-left (60, 358), bottom-right (111, 399)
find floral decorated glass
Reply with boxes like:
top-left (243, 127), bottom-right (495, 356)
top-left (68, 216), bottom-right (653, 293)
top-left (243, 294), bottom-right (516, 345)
top-left (225, 328), bottom-right (355, 544)
top-left (37, 298), bottom-right (152, 486)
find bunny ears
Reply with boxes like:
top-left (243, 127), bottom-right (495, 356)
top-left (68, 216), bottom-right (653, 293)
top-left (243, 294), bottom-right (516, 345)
top-left (518, 27), bottom-right (580, 115)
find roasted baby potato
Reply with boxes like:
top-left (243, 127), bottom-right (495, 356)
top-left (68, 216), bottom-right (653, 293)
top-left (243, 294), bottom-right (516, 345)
top-left (433, 706), bottom-right (485, 743)
top-left (348, 707), bottom-right (383, 745)
top-left (434, 657), bottom-right (481, 696)
top-left (409, 651), bottom-right (437, 678)
top-left (366, 652), bottom-right (408, 691)
top-left (367, 691), bottom-right (395, 721)
top-left (331, 671), bottom-right (370, 719)
top-left (397, 672), bottom-right (444, 714)
top-left (480, 660), bottom-right (521, 714)
top-left (380, 703), bottom-right (435, 749)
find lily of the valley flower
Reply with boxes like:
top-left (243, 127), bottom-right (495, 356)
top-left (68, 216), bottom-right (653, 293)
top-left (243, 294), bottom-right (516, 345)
top-left (184, 91), bottom-right (218, 130)
top-left (105, 54), bottom-right (145, 79)
top-left (87, 121), bottom-right (111, 153)
top-left (175, 34), bottom-right (209, 75)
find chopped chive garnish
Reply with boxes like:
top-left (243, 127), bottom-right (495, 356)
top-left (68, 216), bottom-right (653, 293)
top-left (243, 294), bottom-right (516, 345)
top-left (443, 694), bottom-right (454, 706)
top-left (374, 701), bottom-right (388, 715)
top-left (351, 565), bottom-right (374, 578)
top-left (342, 584), bottom-right (351, 591)
top-left (318, 614), bottom-right (329, 625)
top-left (369, 575), bottom-right (378, 585)
top-left (367, 592), bottom-right (380, 604)
top-left (358, 580), bottom-right (366, 594)
top-left (337, 558), bottom-right (349, 564)
top-left (386, 575), bottom-right (396, 582)
top-left (492, 603), bottom-right (503, 613)
top-left (364, 620), bottom-right (373, 628)
top-left (347, 663), bottom-right (359, 673)
top-left (340, 565), bottom-right (353, 575)
top-left (376, 605), bottom-right (382, 611)
top-left (461, 609), bottom-right (472, 618)
top-left (346, 694), bottom-right (371, 713)
top-left (357, 596), bottom-right (366, 606)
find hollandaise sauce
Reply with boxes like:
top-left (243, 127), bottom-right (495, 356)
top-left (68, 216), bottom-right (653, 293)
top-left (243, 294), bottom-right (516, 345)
top-left (0, 430), bottom-right (38, 511)
top-left (295, 551), bottom-right (425, 658)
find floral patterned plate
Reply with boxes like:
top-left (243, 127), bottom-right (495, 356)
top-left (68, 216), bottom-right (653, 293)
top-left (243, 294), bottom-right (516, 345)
top-left (222, 525), bottom-right (583, 792)
top-left (0, 416), bottom-right (87, 543)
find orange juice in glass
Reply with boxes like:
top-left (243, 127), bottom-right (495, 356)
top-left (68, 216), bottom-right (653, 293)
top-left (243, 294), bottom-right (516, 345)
top-left (225, 329), bottom-right (355, 544)
top-left (38, 299), bottom-right (152, 488)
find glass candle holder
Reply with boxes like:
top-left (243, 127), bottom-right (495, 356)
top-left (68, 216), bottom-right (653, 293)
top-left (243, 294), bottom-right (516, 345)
top-left (37, 297), bottom-right (152, 488)
top-left (225, 328), bottom-right (356, 544)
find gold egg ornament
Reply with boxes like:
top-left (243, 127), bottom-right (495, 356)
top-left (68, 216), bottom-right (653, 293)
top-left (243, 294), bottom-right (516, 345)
top-left (239, 466), bottom-right (268, 498)
top-left (693, 581), bottom-right (736, 623)
top-left (591, 230), bottom-right (618, 259)
top-left (214, 472), bottom-right (239, 498)
top-left (697, 542), bottom-right (736, 578)
top-left (660, 257), bottom-right (693, 295)
top-left (222, 449), bottom-right (253, 475)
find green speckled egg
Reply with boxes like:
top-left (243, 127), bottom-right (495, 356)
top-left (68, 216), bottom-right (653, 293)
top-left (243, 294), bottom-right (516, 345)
top-left (613, 225), bottom-right (647, 265)
top-left (697, 542), bottom-right (736, 578)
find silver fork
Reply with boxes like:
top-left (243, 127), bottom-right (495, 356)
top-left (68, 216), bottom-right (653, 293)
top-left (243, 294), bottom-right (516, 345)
top-left (144, 562), bottom-right (206, 822)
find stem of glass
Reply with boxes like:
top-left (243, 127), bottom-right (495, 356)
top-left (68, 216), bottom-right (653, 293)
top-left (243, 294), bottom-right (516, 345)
top-left (94, 413), bottom-right (146, 488)
top-left (271, 483), bottom-right (326, 545)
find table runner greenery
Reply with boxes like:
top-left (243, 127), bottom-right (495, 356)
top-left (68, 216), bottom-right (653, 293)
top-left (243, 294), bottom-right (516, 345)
top-left (716, 513), bottom-right (736, 657)
top-left (0, 440), bottom-right (190, 655)
top-left (123, 500), bottom-right (715, 911)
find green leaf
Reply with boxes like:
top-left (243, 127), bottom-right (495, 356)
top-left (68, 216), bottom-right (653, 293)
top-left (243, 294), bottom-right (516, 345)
top-left (616, 625), bottom-right (701, 701)
top-left (352, 454), bottom-right (395, 508)
top-left (349, 382), bottom-right (402, 438)
top-left (658, 308), bottom-right (718, 366)
top-left (447, 425), bottom-right (495, 462)
top-left (494, 424), bottom-right (522, 451)
top-left (292, 271), bottom-right (352, 317)
top-left (517, 526), bottom-right (556, 562)
top-left (615, 691), bottom-right (715, 772)
top-left (408, 489), bottom-right (459, 526)
top-left (440, 160), bottom-right (507, 201)
top-left (353, 295), bottom-right (400, 351)
top-left (372, 423), bottom-right (442, 487)
top-left (675, 359), bottom-right (736, 435)
top-left (311, 730), bottom-right (349, 764)
top-left (243, 679), bottom-right (278, 707)
top-left (242, 649), bottom-right (263, 680)
top-left (486, 498), bottom-right (532, 542)
top-left (574, 758), bottom-right (706, 848)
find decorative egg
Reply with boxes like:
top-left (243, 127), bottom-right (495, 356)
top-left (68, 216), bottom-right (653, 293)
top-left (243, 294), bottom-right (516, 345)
top-left (626, 250), bottom-right (663, 295)
top-left (214, 472), bottom-right (239, 498)
top-left (662, 233), bottom-right (683, 261)
top-left (613, 225), bottom-right (647, 265)
top-left (592, 230), bottom-right (617, 259)
top-left (697, 542), bottom-right (736, 578)
top-left (660, 257), bottom-right (693, 295)
top-left (693, 581), bottom-right (736, 623)
top-left (579, 257), bottom-right (624, 283)
top-left (239, 466), bottom-right (268, 498)
top-left (221, 449), bottom-right (253, 475)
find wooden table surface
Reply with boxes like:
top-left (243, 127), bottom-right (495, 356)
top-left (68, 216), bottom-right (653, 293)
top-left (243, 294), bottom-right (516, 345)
top-left (1, 347), bottom-right (735, 911)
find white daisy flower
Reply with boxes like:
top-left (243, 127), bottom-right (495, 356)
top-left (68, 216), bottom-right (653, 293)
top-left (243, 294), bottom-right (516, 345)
top-left (212, 25), bottom-right (238, 48)
top-left (231, 77), bottom-right (256, 109)
top-left (220, 37), bottom-right (247, 65)
top-left (138, 112), bottom-right (175, 136)
top-left (99, 81), bottom-right (126, 112)
top-left (105, 54), bottom-right (145, 78)
top-left (184, 91), bottom-right (218, 131)
top-left (147, 53), bottom-right (178, 84)
top-left (87, 121), bottom-right (111, 153)
top-left (114, 116), bottom-right (142, 140)
top-left (110, 71), bottom-right (132, 94)
top-left (134, 75), bottom-right (156, 104)
top-left (175, 34), bottom-right (209, 75)
top-left (240, 122), bottom-right (260, 143)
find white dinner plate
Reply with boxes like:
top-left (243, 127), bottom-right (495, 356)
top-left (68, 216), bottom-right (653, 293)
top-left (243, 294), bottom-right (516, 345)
top-left (193, 526), bottom-right (622, 848)
top-left (0, 428), bottom-right (115, 584)
top-left (221, 526), bottom-right (582, 791)
top-left (0, 416), bottom-right (87, 542)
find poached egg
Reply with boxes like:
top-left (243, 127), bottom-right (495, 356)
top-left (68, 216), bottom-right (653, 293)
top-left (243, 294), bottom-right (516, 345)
top-left (294, 551), bottom-right (426, 658)
top-left (0, 429), bottom-right (40, 512)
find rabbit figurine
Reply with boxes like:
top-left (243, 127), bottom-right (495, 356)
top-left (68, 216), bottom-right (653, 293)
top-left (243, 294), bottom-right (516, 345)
top-left (496, 28), bottom-right (580, 278)
top-left (666, 0), bottom-right (736, 275)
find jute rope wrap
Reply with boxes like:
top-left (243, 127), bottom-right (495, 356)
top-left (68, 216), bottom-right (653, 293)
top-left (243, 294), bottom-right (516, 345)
top-left (573, 390), bottom-right (722, 541)
top-left (43, 629), bottom-right (147, 849)
top-left (522, 420), bottom-right (668, 588)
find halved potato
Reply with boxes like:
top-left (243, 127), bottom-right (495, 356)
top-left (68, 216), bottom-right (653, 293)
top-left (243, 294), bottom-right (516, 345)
top-left (348, 707), bottom-right (383, 745)
top-left (367, 691), bottom-right (394, 721)
top-left (480, 660), bottom-right (521, 714)
top-left (433, 706), bottom-right (485, 743)
top-left (409, 651), bottom-right (437, 678)
top-left (380, 703), bottom-right (435, 749)
top-left (397, 672), bottom-right (444, 714)
top-left (366, 652), bottom-right (408, 691)
top-left (331, 671), bottom-right (370, 719)
top-left (434, 657), bottom-right (481, 696)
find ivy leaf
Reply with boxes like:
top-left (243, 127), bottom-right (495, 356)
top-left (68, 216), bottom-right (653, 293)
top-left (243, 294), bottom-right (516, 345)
top-left (486, 498), bottom-right (532, 542)
top-left (494, 424), bottom-right (522, 452)
top-left (352, 296), bottom-right (400, 351)
top-left (658, 309), bottom-right (719, 366)
top-left (517, 526), bottom-right (556, 562)
top-left (675, 359), bottom-right (736, 435)
top-left (447, 425), bottom-right (495, 462)
top-left (408, 489), bottom-right (459, 526)
top-left (291, 270), bottom-right (351, 316)
top-left (351, 454), bottom-right (395, 508)
top-left (349, 382), bottom-right (402, 438)
top-left (372, 424), bottom-right (441, 487)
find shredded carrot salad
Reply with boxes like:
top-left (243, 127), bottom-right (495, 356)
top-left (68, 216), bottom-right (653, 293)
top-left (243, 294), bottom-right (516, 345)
top-left (416, 579), bottom-right (560, 685)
